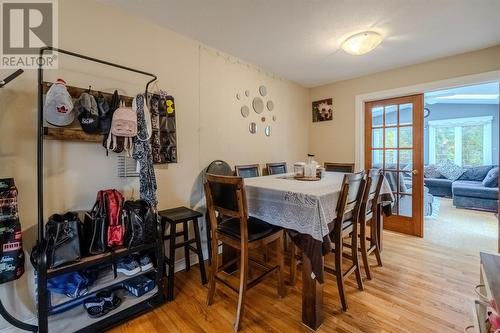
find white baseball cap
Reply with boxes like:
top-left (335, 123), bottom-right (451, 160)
top-left (44, 78), bottom-right (74, 127)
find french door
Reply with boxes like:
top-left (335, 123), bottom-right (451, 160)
top-left (365, 94), bottom-right (424, 237)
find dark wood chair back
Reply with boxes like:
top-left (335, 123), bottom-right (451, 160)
top-left (266, 162), bottom-right (287, 175)
top-left (361, 169), bottom-right (384, 219)
top-left (335, 171), bottom-right (366, 223)
top-left (324, 162), bottom-right (355, 173)
top-left (204, 174), bottom-right (249, 242)
top-left (235, 164), bottom-right (260, 178)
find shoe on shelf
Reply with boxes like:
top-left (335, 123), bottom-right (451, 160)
top-left (117, 257), bottom-right (141, 276)
top-left (138, 255), bottom-right (153, 271)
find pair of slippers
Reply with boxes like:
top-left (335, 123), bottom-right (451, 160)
top-left (83, 290), bottom-right (121, 318)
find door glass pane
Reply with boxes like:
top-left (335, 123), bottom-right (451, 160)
top-left (385, 150), bottom-right (397, 169)
top-left (399, 149), bottom-right (412, 169)
top-left (399, 194), bottom-right (412, 217)
top-left (400, 171), bottom-right (412, 194)
top-left (384, 105), bottom-right (397, 127)
top-left (385, 127), bottom-right (397, 148)
top-left (385, 171), bottom-right (399, 192)
top-left (372, 150), bottom-right (383, 168)
top-left (372, 128), bottom-right (383, 148)
top-left (372, 107), bottom-right (383, 127)
top-left (399, 103), bottom-right (413, 125)
top-left (399, 126), bottom-right (412, 148)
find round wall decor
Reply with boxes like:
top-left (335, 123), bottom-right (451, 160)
top-left (266, 100), bottom-right (274, 111)
top-left (249, 122), bottom-right (257, 134)
top-left (241, 105), bottom-right (250, 118)
top-left (236, 92), bottom-right (241, 100)
top-left (265, 125), bottom-right (271, 137)
top-left (259, 85), bottom-right (267, 97)
top-left (252, 97), bottom-right (264, 114)
top-left (245, 90), bottom-right (250, 97)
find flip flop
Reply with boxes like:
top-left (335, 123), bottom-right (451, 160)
top-left (83, 297), bottom-right (108, 318)
top-left (95, 290), bottom-right (122, 312)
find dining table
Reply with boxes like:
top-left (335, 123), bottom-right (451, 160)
top-left (237, 171), bottom-right (394, 330)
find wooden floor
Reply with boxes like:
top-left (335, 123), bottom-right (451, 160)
top-left (110, 231), bottom-right (481, 333)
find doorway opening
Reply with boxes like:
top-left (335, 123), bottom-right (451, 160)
top-left (423, 82), bottom-right (499, 253)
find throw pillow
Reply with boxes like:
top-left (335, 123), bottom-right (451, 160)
top-left (436, 160), bottom-right (464, 181)
top-left (424, 164), bottom-right (442, 179)
top-left (482, 167), bottom-right (499, 188)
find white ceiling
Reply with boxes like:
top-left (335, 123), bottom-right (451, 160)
top-left (101, 0), bottom-right (500, 87)
top-left (425, 82), bottom-right (500, 105)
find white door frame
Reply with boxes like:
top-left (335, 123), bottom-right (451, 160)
top-left (354, 69), bottom-right (500, 170)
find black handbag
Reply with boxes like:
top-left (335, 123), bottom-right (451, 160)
top-left (45, 212), bottom-right (82, 268)
top-left (123, 200), bottom-right (156, 248)
top-left (83, 192), bottom-right (108, 255)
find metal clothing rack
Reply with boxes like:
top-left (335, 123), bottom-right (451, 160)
top-left (33, 47), bottom-right (165, 333)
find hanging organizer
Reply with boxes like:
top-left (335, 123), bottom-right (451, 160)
top-left (34, 47), bottom-right (166, 333)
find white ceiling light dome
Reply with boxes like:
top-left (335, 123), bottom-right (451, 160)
top-left (341, 31), bottom-right (383, 56)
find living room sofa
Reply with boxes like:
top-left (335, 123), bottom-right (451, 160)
top-left (424, 165), bottom-right (498, 212)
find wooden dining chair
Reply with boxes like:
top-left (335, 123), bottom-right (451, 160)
top-left (266, 162), bottom-right (287, 175)
top-left (204, 174), bottom-right (285, 332)
top-left (359, 169), bottom-right (384, 280)
top-left (324, 162), bottom-right (355, 173)
top-left (235, 164), bottom-right (260, 178)
top-left (325, 171), bottom-right (366, 311)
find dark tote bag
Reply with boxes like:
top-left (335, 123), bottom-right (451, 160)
top-left (45, 212), bottom-right (82, 269)
top-left (0, 178), bottom-right (25, 283)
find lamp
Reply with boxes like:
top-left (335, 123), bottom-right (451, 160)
top-left (341, 31), bottom-right (383, 56)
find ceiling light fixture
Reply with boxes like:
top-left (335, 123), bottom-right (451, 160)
top-left (341, 31), bottom-right (383, 56)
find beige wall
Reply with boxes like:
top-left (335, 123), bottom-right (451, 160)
top-left (0, 0), bottom-right (309, 328)
top-left (309, 45), bottom-right (500, 165)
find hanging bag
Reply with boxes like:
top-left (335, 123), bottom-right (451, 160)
top-left (83, 191), bottom-right (108, 255)
top-left (106, 100), bottom-right (137, 156)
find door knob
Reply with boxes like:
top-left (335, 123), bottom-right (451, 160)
top-left (412, 170), bottom-right (418, 175)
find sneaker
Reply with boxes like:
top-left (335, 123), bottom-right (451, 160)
top-left (117, 257), bottom-right (141, 276)
top-left (138, 255), bottom-right (153, 271)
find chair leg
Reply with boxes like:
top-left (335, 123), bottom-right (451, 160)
top-left (371, 218), bottom-right (383, 267)
top-left (334, 232), bottom-right (347, 311)
top-left (167, 222), bottom-right (177, 301)
top-left (359, 221), bottom-right (372, 280)
top-left (183, 221), bottom-right (190, 271)
top-left (351, 222), bottom-right (364, 291)
top-left (205, 213), bottom-right (212, 265)
top-left (289, 244), bottom-right (297, 286)
top-left (276, 231), bottom-right (285, 297)
top-left (234, 245), bottom-right (249, 332)
top-left (207, 233), bottom-right (219, 306)
top-left (193, 218), bottom-right (208, 284)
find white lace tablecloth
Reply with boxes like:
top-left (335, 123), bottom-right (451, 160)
top-left (244, 172), bottom-right (393, 242)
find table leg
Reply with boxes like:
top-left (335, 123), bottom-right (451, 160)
top-left (301, 252), bottom-right (323, 330)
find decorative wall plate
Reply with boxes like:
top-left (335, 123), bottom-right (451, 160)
top-left (267, 100), bottom-right (274, 111)
top-left (236, 93), bottom-right (241, 100)
top-left (249, 122), bottom-right (257, 134)
top-left (259, 85), bottom-right (267, 97)
top-left (245, 90), bottom-right (250, 97)
top-left (265, 125), bottom-right (271, 136)
top-left (241, 105), bottom-right (250, 118)
top-left (252, 97), bottom-right (264, 114)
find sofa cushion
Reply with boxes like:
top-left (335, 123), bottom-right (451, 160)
top-left (482, 167), bottom-right (499, 187)
top-left (437, 161), bottom-right (464, 181)
top-left (424, 177), bottom-right (453, 189)
top-left (452, 180), bottom-right (498, 200)
top-left (459, 165), bottom-right (494, 181)
top-left (424, 164), bottom-right (442, 179)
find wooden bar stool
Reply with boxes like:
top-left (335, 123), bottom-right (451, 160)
top-left (159, 206), bottom-right (208, 301)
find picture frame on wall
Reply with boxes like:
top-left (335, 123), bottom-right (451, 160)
top-left (312, 98), bottom-right (333, 122)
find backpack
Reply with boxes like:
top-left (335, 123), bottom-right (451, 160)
top-left (105, 100), bottom-right (136, 156)
top-left (122, 200), bottom-right (156, 248)
top-left (106, 101), bottom-right (137, 156)
top-left (101, 189), bottom-right (125, 248)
